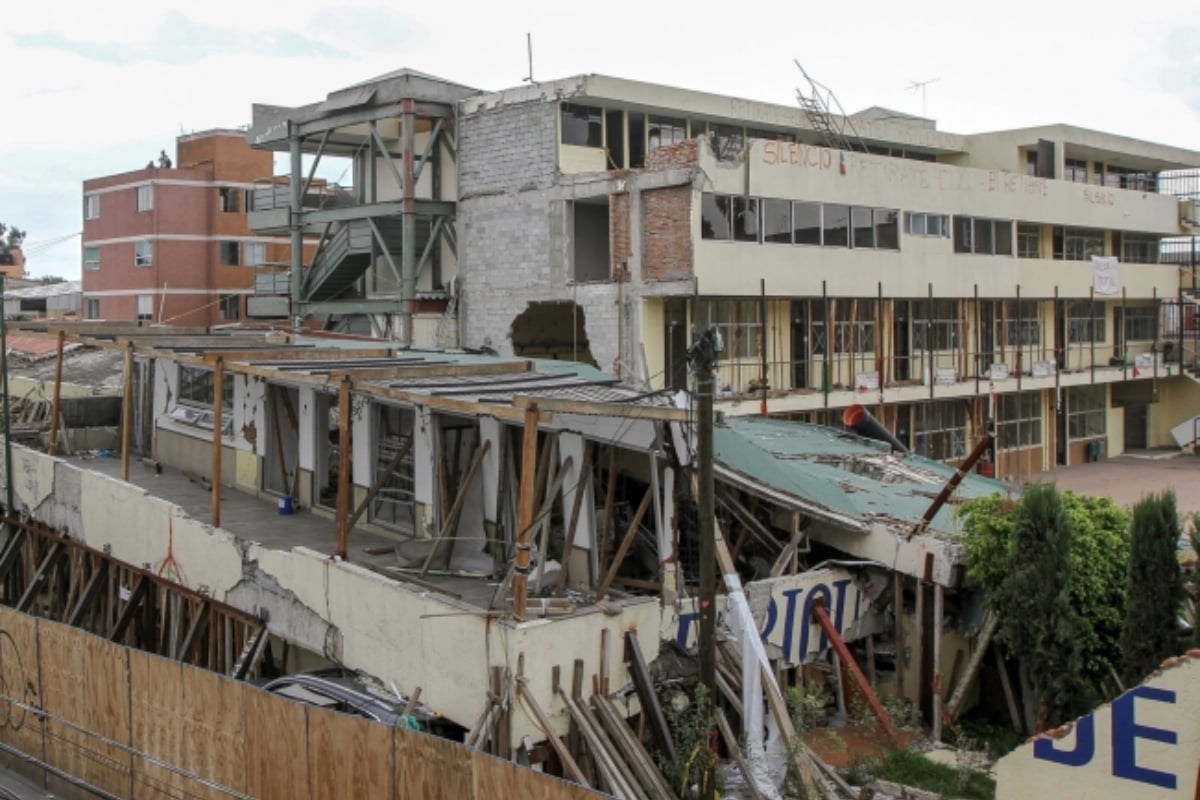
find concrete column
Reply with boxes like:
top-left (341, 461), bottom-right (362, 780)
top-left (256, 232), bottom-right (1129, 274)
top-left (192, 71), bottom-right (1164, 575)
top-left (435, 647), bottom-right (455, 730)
top-left (351, 396), bottom-right (372, 490)
top-left (478, 417), bottom-right (503, 525)
top-left (413, 407), bottom-right (436, 507)
top-left (297, 387), bottom-right (316, 472)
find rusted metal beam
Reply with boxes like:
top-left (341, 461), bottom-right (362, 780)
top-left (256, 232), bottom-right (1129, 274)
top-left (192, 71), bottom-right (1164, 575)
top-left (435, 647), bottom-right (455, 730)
top-left (908, 433), bottom-right (994, 540)
top-left (811, 596), bottom-right (901, 746)
top-left (211, 356), bottom-right (224, 528)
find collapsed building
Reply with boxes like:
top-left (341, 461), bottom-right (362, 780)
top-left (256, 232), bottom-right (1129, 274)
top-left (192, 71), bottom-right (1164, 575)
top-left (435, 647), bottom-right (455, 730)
top-left (0, 321), bottom-right (1008, 796)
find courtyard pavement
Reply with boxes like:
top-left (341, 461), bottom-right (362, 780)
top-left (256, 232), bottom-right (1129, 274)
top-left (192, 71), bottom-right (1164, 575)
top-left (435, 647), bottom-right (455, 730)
top-left (1034, 452), bottom-right (1200, 516)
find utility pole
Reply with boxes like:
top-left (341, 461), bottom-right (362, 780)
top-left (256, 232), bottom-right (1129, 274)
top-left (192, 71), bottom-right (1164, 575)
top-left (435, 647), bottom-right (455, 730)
top-left (687, 324), bottom-right (721, 800)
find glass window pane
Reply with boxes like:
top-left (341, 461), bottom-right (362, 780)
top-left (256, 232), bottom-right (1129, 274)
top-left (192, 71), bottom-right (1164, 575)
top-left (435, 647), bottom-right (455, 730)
top-left (953, 216), bottom-right (972, 253)
top-left (973, 218), bottom-right (994, 254)
top-left (994, 220), bottom-right (1013, 255)
top-left (824, 205), bottom-right (850, 248)
top-left (875, 208), bottom-right (899, 250)
top-left (793, 202), bottom-right (821, 245)
top-left (561, 103), bottom-right (603, 147)
top-left (701, 194), bottom-right (731, 240)
top-left (852, 206), bottom-right (875, 249)
top-left (731, 197), bottom-right (759, 242)
top-left (761, 199), bottom-right (791, 244)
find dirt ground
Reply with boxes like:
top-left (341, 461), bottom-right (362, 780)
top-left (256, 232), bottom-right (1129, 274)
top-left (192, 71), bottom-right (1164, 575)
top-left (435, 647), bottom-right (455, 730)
top-left (1032, 452), bottom-right (1200, 515)
top-left (803, 724), bottom-right (923, 769)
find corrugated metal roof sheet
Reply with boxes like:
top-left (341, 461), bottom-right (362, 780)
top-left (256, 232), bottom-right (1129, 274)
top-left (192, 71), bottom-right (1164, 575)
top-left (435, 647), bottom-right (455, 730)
top-left (715, 416), bottom-right (1005, 537)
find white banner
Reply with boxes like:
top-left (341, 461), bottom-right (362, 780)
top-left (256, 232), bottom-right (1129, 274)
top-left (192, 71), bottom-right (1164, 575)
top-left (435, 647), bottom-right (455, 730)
top-left (1092, 256), bottom-right (1119, 296)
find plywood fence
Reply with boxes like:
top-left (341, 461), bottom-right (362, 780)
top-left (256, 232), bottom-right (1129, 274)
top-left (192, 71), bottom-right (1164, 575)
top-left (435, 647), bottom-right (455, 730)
top-left (0, 605), bottom-right (607, 800)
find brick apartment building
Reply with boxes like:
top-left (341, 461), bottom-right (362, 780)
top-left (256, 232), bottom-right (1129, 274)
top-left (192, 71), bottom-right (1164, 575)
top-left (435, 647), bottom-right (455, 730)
top-left (81, 130), bottom-right (301, 326)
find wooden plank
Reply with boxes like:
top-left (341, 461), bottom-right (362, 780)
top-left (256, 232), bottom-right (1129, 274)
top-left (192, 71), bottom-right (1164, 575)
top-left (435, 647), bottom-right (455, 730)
top-left (596, 487), bottom-right (654, 598)
top-left (334, 376), bottom-right (352, 558)
top-left (15, 540), bottom-right (64, 613)
top-left (556, 443), bottom-right (594, 592)
top-left (714, 708), bottom-right (766, 800)
top-left (420, 440), bottom-right (491, 577)
top-left (511, 404), bottom-right (540, 620)
top-left (471, 750), bottom-right (606, 800)
top-left (624, 631), bottom-right (674, 762)
top-left (516, 678), bottom-right (589, 787)
top-left (67, 561), bottom-right (109, 627)
top-left (48, 329), bottom-right (65, 456)
top-left (129, 649), bottom-right (186, 800)
top-left (512, 395), bottom-right (689, 423)
top-left (946, 612), bottom-right (999, 720)
top-left (243, 684), bottom-right (311, 800)
top-left (179, 663), bottom-right (247, 800)
top-left (307, 706), bottom-right (392, 800)
top-left (0, 608), bottom-right (43, 779)
top-left (110, 575), bottom-right (151, 642)
top-left (395, 727), bottom-right (474, 800)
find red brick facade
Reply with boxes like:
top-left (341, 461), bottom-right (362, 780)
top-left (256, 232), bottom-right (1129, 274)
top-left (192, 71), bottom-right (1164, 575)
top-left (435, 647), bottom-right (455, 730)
top-left (81, 131), bottom-right (297, 326)
top-left (641, 186), bottom-right (693, 282)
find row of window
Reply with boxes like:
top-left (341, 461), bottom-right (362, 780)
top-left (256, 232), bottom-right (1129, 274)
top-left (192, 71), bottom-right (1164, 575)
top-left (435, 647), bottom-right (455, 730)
top-left (83, 241), bottom-right (267, 270)
top-left (82, 186), bottom-right (254, 220)
top-left (1056, 156), bottom-right (1158, 192)
top-left (700, 193), bottom-right (1165, 263)
top-left (698, 297), bottom-right (1160, 363)
top-left (84, 295), bottom-right (242, 322)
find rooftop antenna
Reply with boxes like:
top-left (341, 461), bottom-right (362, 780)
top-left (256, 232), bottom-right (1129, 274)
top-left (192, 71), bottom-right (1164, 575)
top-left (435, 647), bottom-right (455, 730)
top-left (794, 60), bottom-right (867, 153)
top-left (906, 77), bottom-right (940, 117)
top-left (522, 33), bottom-right (536, 85)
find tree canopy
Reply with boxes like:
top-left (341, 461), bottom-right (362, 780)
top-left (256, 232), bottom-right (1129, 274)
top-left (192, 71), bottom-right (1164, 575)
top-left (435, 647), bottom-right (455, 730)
top-left (0, 223), bottom-right (26, 251)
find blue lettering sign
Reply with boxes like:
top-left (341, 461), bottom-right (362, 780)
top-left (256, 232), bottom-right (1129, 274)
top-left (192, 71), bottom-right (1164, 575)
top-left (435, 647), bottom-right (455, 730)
top-left (1032, 685), bottom-right (1178, 790)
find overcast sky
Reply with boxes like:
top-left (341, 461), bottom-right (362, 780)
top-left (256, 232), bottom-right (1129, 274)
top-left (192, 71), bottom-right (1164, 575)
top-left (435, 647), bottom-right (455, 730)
top-left (5, 0), bottom-right (1199, 280)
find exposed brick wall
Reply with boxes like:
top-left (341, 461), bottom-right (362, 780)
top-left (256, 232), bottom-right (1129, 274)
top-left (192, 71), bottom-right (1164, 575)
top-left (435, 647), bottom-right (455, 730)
top-left (645, 139), bottom-right (700, 170)
top-left (609, 193), bottom-right (630, 277)
top-left (642, 186), bottom-right (693, 282)
top-left (458, 102), bottom-right (558, 196)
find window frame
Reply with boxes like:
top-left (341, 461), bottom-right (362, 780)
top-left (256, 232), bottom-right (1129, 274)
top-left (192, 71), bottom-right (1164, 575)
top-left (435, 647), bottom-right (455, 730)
top-left (84, 194), bottom-right (100, 220)
top-left (696, 298), bottom-right (762, 360)
top-left (84, 298), bottom-right (100, 319)
top-left (134, 240), bottom-right (153, 267)
top-left (243, 242), bottom-right (266, 267)
top-left (1122, 306), bottom-right (1156, 342)
top-left (218, 186), bottom-right (241, 213)
top-left (913, 400), bottom-right (968, 461)
top-left (912, 299), bottom-right (959, 352)
top-left (1067, 385), bottom-right (1107, 439)
top-left (135, 185), bottom-right (153, 212)
top-left (219, 294), bottom-right (241, 321)
top-left (83, 246), bottom-right (100, 271)
top-left (996, 392), bottom-right (1042, 451)
top-left (1067, 300), bottom-right (1106, 344)
top-left (1017, 223), bottom-right (1041, 258)
top-left (219, 241), bottom-right (240, 266)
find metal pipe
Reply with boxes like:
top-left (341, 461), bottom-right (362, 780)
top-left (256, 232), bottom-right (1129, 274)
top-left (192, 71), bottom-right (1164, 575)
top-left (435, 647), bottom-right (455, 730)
top-left (908, 433), bottom-right (995, 540)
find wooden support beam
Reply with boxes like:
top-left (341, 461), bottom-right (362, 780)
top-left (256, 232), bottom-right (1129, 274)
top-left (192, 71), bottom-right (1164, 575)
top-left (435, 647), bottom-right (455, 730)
top-left (211, 357), bottom-right (224, 528)
top-left (0, 526), bottom-right (28, 591)
top-left (178, 601), bottom-right (211, 663)
top-left (334, 375), bottom-right (352, 559)
top-left (560, 691), bottom-right (642, 800)
top-left (945, 612), bottom-right (999, 720)
top-left (267, 386), bottom-right (290, 491)
top-left (109, 575), bottom-right (151, 641)
top-left (67, 562), bottom-right (110, 627)
top-left (624, 631), bottom-right (675, 762)
top-left (994, 644), bottom-right (1024, 735)
top-left (515, 674), bottom-right (589, 786)
top-left (48, 330), bottom-right (66, 457)
top-left (595, 487), bottom-right (654, 599)
top-left (556, 443), bottom-right (594, 593)
top-left (714, 708), bottom-right (767, 800)
top-left (511, 404), bottom-right (540, 620)
top-left (419, 440), bottom-right (491, 577)
top-left (231, 626), bottom-right (269, 680)
top-left (932, 583), bottom-right (944, 741)
top-left (512, 394), bottom-right (689, 423)
top-left (593, 695), bottom-right (676, 800)
top-left (15, 541), bottom-right (64, 613)
top-left (600, 447), bottom-right (619, 571)
top-left (812, 597), bottom-right (901, 746)
top-left (121, 343), bottom-right (135, 481)
top-left (894, 573), bottom-right (905, 700)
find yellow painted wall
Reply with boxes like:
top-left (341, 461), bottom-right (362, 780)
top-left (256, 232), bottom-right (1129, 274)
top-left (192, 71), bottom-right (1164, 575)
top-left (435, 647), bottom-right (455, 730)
top-left (1149, 376), bottom-right (1200, 447)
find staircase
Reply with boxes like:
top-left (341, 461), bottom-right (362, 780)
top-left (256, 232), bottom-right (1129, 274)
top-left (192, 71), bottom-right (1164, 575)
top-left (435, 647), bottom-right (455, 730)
top-left (302, 217), bottom-right (433, 302)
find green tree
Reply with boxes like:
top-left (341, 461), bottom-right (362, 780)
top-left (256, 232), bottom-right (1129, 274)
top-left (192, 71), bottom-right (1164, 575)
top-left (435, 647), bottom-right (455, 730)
top-left (0, 223), bottom-right (26, 251)
top-left (959, 485), bottom-right (1095, 729)
top-left (1120, 491), bottom-right (1183, 685)
top-left (1190, 513), bottom-right (1200, 647)
top-left (960, 490), bottom-right (1128, 692)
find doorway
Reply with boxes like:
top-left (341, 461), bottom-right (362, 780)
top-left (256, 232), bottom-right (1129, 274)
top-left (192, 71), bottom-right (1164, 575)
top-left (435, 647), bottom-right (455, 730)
top-left (1123, 403), bottom-right (1148, 450)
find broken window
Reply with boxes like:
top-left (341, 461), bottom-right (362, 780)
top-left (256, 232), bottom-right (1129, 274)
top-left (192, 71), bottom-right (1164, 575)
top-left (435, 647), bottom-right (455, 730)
top-left (178, 365), bottom-right (234, 410)
top-left (997, 392), bottom-right (1042, 450)
top-left (220, 241), bottom-right (240, 266)
top-left (700, 194), bottom-right (732, 240)
top-left (571, 200), bottom-right (611, 283)
top-left (710, 124), bottom-right (744, 160)
top-left (762, 199), bottom-right (791, 244)
top-left (648, 116), bottom-right (687, 152)
top-left (561, 103), bottom-right (603, 147)
top-left (793, 202), bottom-right (821, 246)
top-left (605, 110), bottom-right (624, 168)
top-left (219, 187), bottom-right (241, 213)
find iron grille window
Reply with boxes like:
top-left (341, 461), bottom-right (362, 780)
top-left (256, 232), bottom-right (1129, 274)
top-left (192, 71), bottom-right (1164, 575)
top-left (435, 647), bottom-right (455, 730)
top-left (997, 300), bottom-right (1041, 346)
top-left (1067, 301), bottom-right (1106, 343)
top-left (1122, 306), bottom-right (1157, 341)
top-left (1017, 223), bottom-right (1041, 258)
top-left (697, 299), bottom-right (762, 360)
top-left (913, 400), bottom-right (967, 461)
top-left (912, 300), bottom-right (959, 351)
